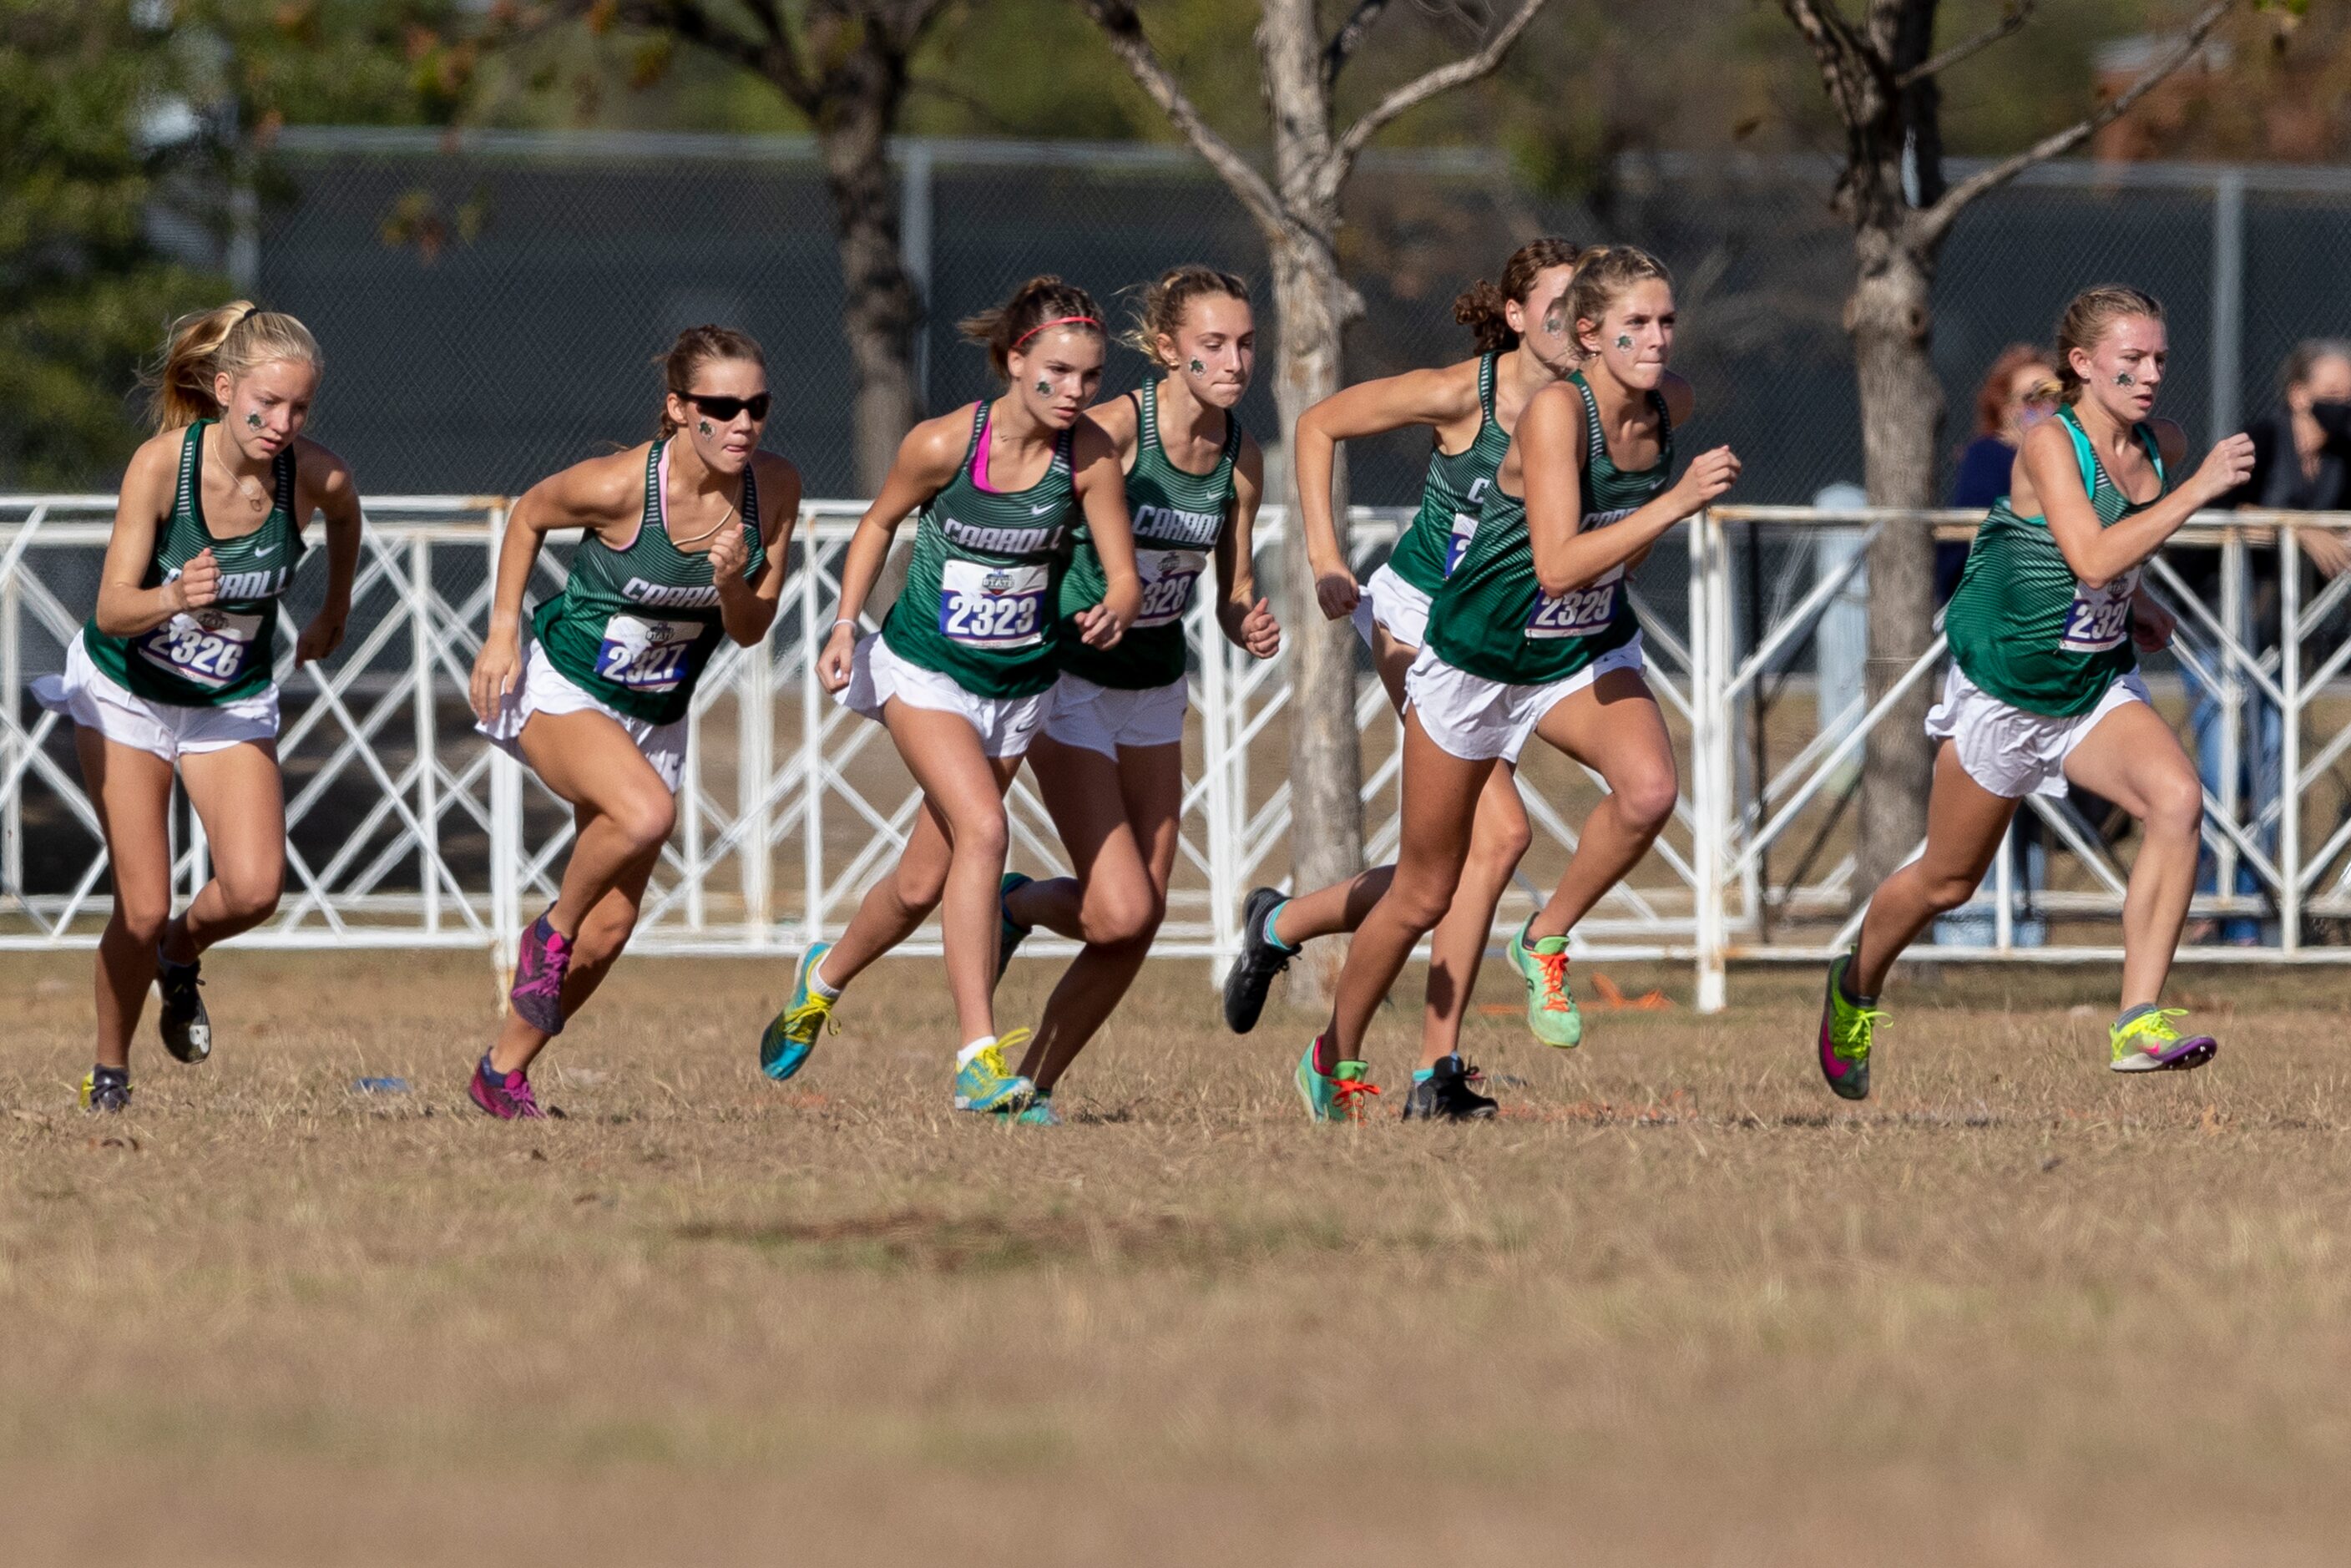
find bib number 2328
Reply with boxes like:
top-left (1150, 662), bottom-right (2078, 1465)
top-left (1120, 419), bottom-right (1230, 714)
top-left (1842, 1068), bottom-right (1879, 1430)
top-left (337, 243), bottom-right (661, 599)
top-left (939, 560), bottom-right (1047, 648)
top-left (1135, 550), bottom-right (1207, 629)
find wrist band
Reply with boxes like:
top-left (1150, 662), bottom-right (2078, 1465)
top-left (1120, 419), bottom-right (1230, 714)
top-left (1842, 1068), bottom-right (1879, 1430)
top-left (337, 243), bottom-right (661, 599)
top-left (831, 619), bottom-right (858, 631)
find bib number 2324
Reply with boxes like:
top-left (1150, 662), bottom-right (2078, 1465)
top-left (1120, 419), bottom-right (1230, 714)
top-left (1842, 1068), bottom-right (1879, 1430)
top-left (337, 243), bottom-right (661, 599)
top-left (939, 560), bottom-right (1048, 648)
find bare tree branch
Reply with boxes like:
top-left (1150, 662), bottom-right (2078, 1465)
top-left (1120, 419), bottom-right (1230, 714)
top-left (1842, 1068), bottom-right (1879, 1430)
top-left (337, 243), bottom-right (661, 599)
top-left (607, 0), bottom-right (816, 109)
top-left (1915, 0), bottom-right (2237, 249)
top-left (1894, 0), bottom-right (2035, 88)
top-left (1079, 0), bottom-right (1290, 242)
top-left (1777, 0), bottom-right (1878, 134)
top-left (1322, 0), bottom-right (1393, 90)
top-left (1323, 0), bottom-right (1555, 193)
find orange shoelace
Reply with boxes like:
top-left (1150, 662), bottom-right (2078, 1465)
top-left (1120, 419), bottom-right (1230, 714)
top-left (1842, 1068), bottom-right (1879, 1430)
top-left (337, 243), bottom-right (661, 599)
top-left (1332, 1075), bottom-right (1383, 1120)
top-left (1534, 948), bottom-right (1573, 1009)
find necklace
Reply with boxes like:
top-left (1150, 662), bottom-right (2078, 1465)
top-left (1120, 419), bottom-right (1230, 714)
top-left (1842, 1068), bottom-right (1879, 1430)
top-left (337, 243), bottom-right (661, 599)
top-left (209, 426), bottom-right (270, 509)
top-left (665, 493), bottom-right (736, 548)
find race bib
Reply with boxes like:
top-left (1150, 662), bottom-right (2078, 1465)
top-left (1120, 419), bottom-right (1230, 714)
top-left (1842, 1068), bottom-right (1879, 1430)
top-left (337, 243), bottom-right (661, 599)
top-left (1134, 549), bottom-right (1208, 628)
top-left (1525, 568), bottom-right (1622, 640)
top-left (938, 559), bottom-right (1048, 648)
top-left (134, 608), bottom-right (262, 689)
top-left (1443, 510), bottom-right (1479, 576)
top-left (2058, 567), bottom-right (2141, 654)
top-left (595, 615), bottom-right (697, 691)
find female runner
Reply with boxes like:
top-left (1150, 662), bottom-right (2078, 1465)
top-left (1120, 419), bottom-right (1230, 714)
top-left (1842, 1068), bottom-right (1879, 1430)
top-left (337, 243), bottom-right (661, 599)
top-left (756, 277), bottom-right (1140, 1114)
top-left (990, 266), bottom-right (1282, 1124)
top-left (1814, 286), bottom-right (2254, 1099)
top-left (468, 326), bottom-right (798, 1118)
top-left (1298, 246), bottom-right (1739, 1120)
top-left (1217, 240), bottom-right (1588, 1113)
top-left (33, 304), bottom-right (360, 1112)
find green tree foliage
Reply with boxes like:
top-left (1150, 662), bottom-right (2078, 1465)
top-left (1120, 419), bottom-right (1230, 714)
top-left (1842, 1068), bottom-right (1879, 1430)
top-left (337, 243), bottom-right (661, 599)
top-left (0, 2), bottom-right (219, 488)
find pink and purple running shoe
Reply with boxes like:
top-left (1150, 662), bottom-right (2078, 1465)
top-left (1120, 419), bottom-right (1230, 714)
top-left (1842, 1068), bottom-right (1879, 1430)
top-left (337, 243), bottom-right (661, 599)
top-left (468, 1055), bottom-right (545, 1120)
top-left (510, 911), bottom-right (572, 1035)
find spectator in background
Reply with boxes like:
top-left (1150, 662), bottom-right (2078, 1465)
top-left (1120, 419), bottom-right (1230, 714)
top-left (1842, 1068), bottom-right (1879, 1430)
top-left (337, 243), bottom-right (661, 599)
top-left (1942, 345), bottom-right (2060, 600)
top-left (1933, 346), bottom-right (2060, 948)
top-left (2191, 339), bottom-right (2351, 943)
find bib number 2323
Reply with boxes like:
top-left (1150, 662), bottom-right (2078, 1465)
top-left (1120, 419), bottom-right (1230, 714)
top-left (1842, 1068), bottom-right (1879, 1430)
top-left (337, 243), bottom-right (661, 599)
top-left (136, 608), bottom-right (262, 688)
top-left (596, 615), bottom-right (696, 691)
top-left (938, 560), bottom-right (1048, 648)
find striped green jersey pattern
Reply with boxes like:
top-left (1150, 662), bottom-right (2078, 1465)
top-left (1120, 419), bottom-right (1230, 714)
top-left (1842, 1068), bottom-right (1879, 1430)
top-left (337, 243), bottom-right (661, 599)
top-left (533, 440), bottom-right (766, 726)
top-left (1426, 373), bottom-right (1671, 685)
top-left (1058, 378), bottom-right (1241, 690)
top-left (1383, 352), bottom-right (1512, 596)
top-left (880, 402), bottom-right (1079, 700)
top-left (1944, 407), bottom-right (2167, 718)
top-left (83, 419), bottom-right (303, 707)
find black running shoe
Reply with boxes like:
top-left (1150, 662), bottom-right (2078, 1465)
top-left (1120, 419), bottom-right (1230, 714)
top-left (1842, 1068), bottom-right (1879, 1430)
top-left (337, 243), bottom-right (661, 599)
top-left (81, 1067), bottom-right (131, 1114)
top-left (156, 952), bottom-right (210, 1064)
top-left (1402, 1054), bottom-right (1498, 1122)
top-left (1222, 886), bottom-right (1294, 1034)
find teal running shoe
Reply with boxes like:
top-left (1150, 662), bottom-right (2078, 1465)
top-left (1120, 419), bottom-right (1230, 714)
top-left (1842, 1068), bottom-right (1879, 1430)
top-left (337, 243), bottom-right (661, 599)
top-left (998, 872), bottom-right (1034, 981)
top-left (1294, 1036), bottom-right (1379, 1123)
top-left (1008, 1090), bottom-right (1062, 1126)
top-left (1815, 948), bottom-right (1885, 1101)
top-left (2109, 1008), bottom-right (2217, 1074)
top-left (758, 942), bottom-right (837, 1082)
top-left (1508, 917), bottom-right (1583, 1049)
top-left (955, 1029), bottom-right (1034, 1113)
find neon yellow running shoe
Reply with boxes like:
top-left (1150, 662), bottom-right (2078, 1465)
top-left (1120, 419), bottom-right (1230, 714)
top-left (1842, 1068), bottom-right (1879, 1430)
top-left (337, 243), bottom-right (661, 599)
top-left (1816, 948), bottom-right (1886, 1101)
top-left (2109, 1008), bottom-right (2217, 1074)
top-left (955, 1029), bottom-right (1034, 1113)
top-left (759, 942), bottom-right (837, 1082)
top-left (1509, 917), bottom-right (1582, 1049)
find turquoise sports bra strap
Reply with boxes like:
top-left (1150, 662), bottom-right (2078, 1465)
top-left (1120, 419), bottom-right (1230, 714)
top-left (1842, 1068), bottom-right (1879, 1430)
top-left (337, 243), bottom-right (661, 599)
top-left (2059, 407), bottom-right (2099, 499)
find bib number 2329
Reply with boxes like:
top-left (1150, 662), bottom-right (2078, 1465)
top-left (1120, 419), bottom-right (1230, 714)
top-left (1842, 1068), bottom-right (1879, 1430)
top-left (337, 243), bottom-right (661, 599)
top-left (1525, 568), bottom-right (1622, 640)
top-left (939, 560), bottom-right (1047, 648)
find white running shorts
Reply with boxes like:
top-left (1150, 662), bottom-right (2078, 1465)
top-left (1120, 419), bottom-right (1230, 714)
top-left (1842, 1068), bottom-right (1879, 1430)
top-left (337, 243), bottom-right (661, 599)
top-left (1349, 562), bottom-right (1433, 652)
top-left (1403, 635), bottom-right (1646, 765)
top-left (479, 640), bottom-right (689, 792)
top-left (31, 635), bottom-right (279, 761)
top-left (838, 632), bottom-right (1049, 760)
top-left (1042, 672), bottom-right (1189, 758)
top-left (1924, 662), bottom-right (2151, 800)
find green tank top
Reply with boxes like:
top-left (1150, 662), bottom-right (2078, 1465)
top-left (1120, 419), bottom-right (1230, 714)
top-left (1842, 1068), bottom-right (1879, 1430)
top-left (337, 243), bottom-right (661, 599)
top-left (531, 439), bottom-right (766, 726)
top-left (880, 402), bottom-right (1079, 701)
top-left (1944, 406), bottom-right (2167, 718)
top-left (1426, 372), bottom-right (1671, 685)
top-left (1057, 379), bottom-right (1241, 691)
top-left (1383, 352), bottom-right (1513, 596)
top-left (83, 419), bottom-right (303, 707)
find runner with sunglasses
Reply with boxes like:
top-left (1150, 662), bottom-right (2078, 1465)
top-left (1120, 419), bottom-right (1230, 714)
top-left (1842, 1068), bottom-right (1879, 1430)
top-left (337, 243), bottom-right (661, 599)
top-left (756, 276), bottom-right (1140, 1115)
top-left (990, 266), bottom-right (1282, 1124)
top-left (32, 302), bottom-right (360, 1112)
top-left (465, 326), bottom-right (799, 1119)
top-left (1218, 239), bottom-right (1587, 1120)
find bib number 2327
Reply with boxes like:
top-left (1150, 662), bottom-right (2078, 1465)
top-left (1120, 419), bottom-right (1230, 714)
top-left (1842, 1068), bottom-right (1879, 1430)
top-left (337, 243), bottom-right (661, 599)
top-left (596, 615), bottom-right (695, 691)
top-left (939, 560), bottom-right (1048, 648)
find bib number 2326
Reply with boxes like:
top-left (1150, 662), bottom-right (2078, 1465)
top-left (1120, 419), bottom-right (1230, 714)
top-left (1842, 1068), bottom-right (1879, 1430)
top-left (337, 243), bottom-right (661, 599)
top-left (136, 608), bottom-right (262, 688)
top-left (939, 560), bottom-right (1048, 648)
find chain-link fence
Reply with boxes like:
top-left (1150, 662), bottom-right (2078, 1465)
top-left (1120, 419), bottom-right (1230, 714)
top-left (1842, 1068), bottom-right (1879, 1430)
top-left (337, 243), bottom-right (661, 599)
top-left (225, 132), bottom-right (2351, 512)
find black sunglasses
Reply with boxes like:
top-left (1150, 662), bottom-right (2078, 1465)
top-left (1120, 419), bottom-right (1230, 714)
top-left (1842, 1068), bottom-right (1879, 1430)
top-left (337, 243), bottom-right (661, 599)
top-left (683, 392), bottom-right (772, 422)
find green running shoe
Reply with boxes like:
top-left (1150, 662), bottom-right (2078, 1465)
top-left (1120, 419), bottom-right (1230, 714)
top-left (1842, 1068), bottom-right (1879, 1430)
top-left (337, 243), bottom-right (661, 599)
top-left (1294, 1037), bottom-right (1379, 1123)
top-left (1815, 948), bottom-right (1885, 1101)
top-left (1508, 917), bottom-right (1583, 1049)
top-left (2109, 1008), bottom-right (2217, 1074)
top-left (1007, 1090), bottom-right (1062, 1126)
top-left (955, 1029), bottom-right (1034, 1113)
top-left (998, 873), bottom-right (1034, 981)
top-left (759, 941), bottom-right (837, 1082)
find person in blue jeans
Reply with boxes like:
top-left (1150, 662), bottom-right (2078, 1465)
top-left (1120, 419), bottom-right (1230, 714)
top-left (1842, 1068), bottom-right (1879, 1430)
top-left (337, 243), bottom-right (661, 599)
top-left (2191, 340), bottom-right (2351, 943)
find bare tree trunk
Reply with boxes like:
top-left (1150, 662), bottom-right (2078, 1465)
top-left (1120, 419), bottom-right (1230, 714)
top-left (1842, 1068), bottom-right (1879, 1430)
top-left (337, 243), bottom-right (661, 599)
top-left (1268, 237), bottom-right (1364, 1003)
top-left (814, 94), bottom-right (923, 496)
top-left (1848, 234), bottom-right (1943, 897)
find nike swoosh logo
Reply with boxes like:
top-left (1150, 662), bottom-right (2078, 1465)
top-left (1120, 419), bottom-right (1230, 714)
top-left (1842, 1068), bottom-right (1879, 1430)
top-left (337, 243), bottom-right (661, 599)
top-left (253, 544), bottom-right (276, 557)
top-left (1030, 504), bottom-right (1055, 516)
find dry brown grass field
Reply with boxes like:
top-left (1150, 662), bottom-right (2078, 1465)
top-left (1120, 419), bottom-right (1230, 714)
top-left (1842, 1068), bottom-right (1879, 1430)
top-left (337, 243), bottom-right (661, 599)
top-left (7, 946), bottom-right (2351, 1565)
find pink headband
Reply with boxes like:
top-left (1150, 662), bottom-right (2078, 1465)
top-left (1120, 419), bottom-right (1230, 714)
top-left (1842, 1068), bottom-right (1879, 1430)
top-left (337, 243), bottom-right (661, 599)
top-left (1014, 315), bottom-right (1101, 348)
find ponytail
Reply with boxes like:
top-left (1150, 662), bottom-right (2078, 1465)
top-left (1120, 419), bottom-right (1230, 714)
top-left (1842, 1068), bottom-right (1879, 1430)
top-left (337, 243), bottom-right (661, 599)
top-left (144, 303), bottom-right (323, 432)
top-left (1452, 236), bottom-right (1581, 353)
top-left (655, 324), bottom-right (766, 438)
top-left (958, 276), bottom-right (1104, 378)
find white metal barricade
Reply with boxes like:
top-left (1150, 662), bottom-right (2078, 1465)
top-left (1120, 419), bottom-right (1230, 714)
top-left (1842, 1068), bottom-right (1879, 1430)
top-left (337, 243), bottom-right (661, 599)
top-left (7, 496), bottom-right (2346, 1008)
